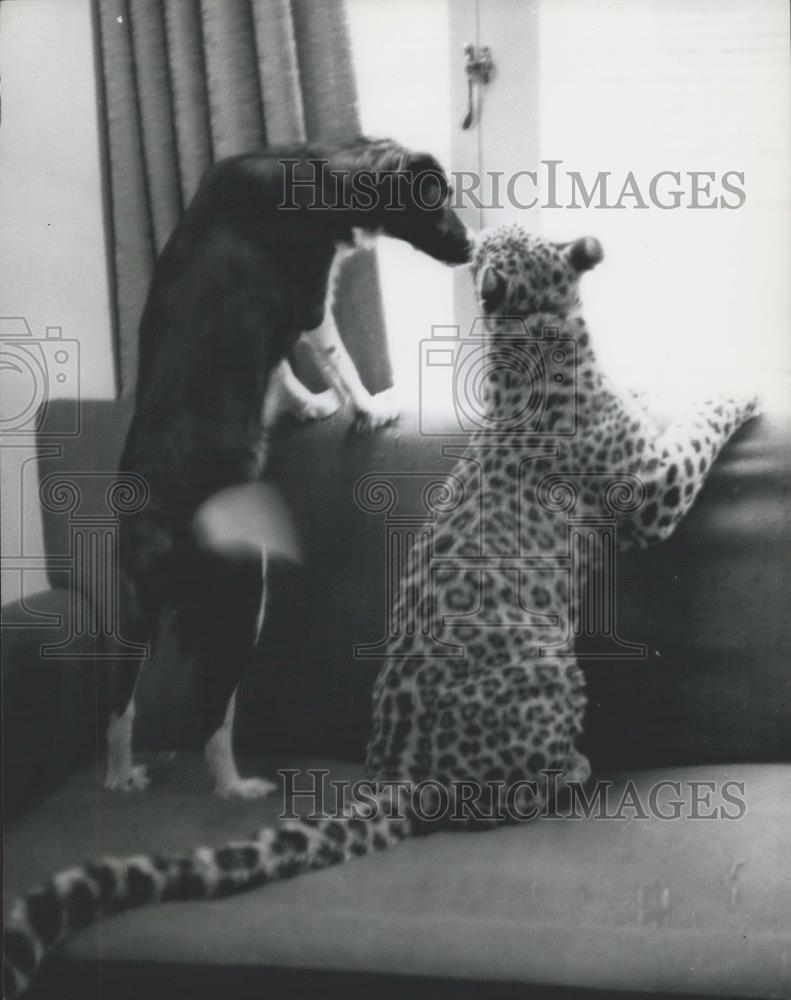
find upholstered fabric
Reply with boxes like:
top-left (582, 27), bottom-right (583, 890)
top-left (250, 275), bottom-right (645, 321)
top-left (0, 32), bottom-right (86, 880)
top-left (93, 0), bottom-right (390, 394)
top-left (4, 398), bottom-right (790, 997)
top-left (1, 590), bottom-right (106, 814)
top-left (28, 400), bottom-right (791, 770)
top-left (4, 756), bottom-right (790, 998)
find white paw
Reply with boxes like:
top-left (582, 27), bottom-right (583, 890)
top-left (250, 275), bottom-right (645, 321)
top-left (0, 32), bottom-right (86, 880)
top-left (104, 764), bottom-right (150, 793)
top-left (353, 388), bottom-right (401, 431)
top-left (743, 395), bottom-right (763, 422)
top-left (297, 389), bottom-right (341, 423)
top-left (215, 776), bottom-right (277, 800)
top-left (563, 753), bottom-right (591, 786)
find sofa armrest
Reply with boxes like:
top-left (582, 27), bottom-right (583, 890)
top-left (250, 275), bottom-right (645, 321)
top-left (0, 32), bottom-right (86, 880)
top-left (1, 589), bottom-right (104, 815)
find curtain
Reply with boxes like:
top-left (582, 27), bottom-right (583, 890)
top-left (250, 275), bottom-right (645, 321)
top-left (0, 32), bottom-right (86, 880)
top-left (93, 0), bottom-right (391, 396)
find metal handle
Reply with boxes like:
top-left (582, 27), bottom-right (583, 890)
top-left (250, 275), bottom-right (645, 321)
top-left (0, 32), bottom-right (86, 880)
top-left (461, 43), bottom-right (494, 130)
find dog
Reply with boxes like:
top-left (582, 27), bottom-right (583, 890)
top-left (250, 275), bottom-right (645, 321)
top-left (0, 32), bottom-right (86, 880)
top-left (107, 137), bottom-right (472, 798)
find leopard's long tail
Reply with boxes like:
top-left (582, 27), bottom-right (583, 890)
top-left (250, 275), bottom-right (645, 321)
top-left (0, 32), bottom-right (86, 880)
top-left (3, 795), bottom-right (415, 1000)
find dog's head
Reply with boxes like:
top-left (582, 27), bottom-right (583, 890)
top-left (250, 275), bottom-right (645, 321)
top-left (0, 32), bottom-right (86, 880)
top-left (332, 138), bottom-right (472, 265)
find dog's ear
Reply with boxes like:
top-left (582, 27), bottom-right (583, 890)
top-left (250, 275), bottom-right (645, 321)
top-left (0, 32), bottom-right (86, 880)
top-left (566, 236), bottom-right (603, 273)
top-left (479, 265), bottom-right (507, 310)
top-left (405, 153), bottom-right (448, 209)
top-left (405, 152), bottom-right (442, 175)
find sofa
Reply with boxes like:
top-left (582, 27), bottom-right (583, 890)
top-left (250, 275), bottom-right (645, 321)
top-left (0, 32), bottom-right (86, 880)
top-left (3, 398), bottom-right (790, 999)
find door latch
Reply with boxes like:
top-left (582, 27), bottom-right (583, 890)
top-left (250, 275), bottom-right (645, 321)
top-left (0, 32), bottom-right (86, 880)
top-left (461, 43), bottom-right (494, 130)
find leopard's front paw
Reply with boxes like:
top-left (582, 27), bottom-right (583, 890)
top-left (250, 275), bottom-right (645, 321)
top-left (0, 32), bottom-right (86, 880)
top-left (563, 752), bottom-right (591, 786)
top-left (741, 395), bottom-right (763, 423)
top-left (353, 388), bottom-right (401, 431)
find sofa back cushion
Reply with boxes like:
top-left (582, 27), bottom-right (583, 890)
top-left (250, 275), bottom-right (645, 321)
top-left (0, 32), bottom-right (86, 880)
top-left (35, 400), bottom-right (791, 766)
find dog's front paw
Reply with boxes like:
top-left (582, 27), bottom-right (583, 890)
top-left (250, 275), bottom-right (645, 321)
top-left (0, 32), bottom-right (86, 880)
top-left (215, 776), bottom-right (277, 800)
top-left (297, 389), bottom-right (341, 423)
top-left (105, 764), bottom-right (150, 793)
top-left (353, 388), bottom-right (401, 431)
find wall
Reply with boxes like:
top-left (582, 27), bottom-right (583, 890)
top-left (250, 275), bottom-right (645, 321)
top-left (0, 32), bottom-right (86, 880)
top-left (0, 0), bottom-right (115, 604)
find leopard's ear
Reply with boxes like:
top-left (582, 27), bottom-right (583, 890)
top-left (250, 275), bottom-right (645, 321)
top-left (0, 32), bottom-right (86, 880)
top-left (567, 236), bottom-right (603, 272)
top-left (479, 265), bottom-right (507, 310)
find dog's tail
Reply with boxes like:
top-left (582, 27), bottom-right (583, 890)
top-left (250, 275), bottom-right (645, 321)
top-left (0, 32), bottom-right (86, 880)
top-left (191, 481), bottom-right (301, 563)
top-left (3, 792), bottom-right (416, 999)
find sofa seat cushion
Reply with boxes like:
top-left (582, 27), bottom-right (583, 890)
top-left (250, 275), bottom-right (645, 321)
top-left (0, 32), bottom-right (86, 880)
top-left (1, 589), bottom-right (106, 814)
top-left (4, 756), bottom-right (790, 998)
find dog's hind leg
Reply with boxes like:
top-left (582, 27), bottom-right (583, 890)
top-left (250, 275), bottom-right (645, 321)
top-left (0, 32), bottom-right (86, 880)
top-left (104, 576), bottom-right (153, 792)
top-left (205, 688), bottom-right (276, 799)
top-left (105, 515), bottom-right (173, 792)
top-left (187, 548), bottom-right (276, 798)
top-left (105, 678), bottom-right (148, 792)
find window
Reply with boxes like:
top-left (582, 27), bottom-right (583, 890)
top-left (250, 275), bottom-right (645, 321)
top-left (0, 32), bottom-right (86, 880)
top-left (348, 0), bottom-right (790, 418)
top-left (538, 0), bottom-right (790, 412)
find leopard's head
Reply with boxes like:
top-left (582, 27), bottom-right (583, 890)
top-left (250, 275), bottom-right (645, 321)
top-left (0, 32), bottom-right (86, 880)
top-left (462, 227), bottom-right (603, 430)
top-left (472, 226), bottom-right (603, 325)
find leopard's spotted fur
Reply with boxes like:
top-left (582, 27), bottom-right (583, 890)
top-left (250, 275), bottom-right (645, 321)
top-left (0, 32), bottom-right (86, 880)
top-left (3, 227), bottom-right (760, 998)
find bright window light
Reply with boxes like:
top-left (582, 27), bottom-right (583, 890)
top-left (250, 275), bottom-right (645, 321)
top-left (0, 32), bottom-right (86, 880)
top-left (539, 0), bottom-right (790, 415)
top-left (347, 0), bottom-right (454, 400)
top-left (348, 0), bottom-right (790, 417)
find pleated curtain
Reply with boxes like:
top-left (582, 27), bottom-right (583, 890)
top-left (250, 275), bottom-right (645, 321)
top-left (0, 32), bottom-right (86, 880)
top-left (93, 0), bottom-right (391, 396)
